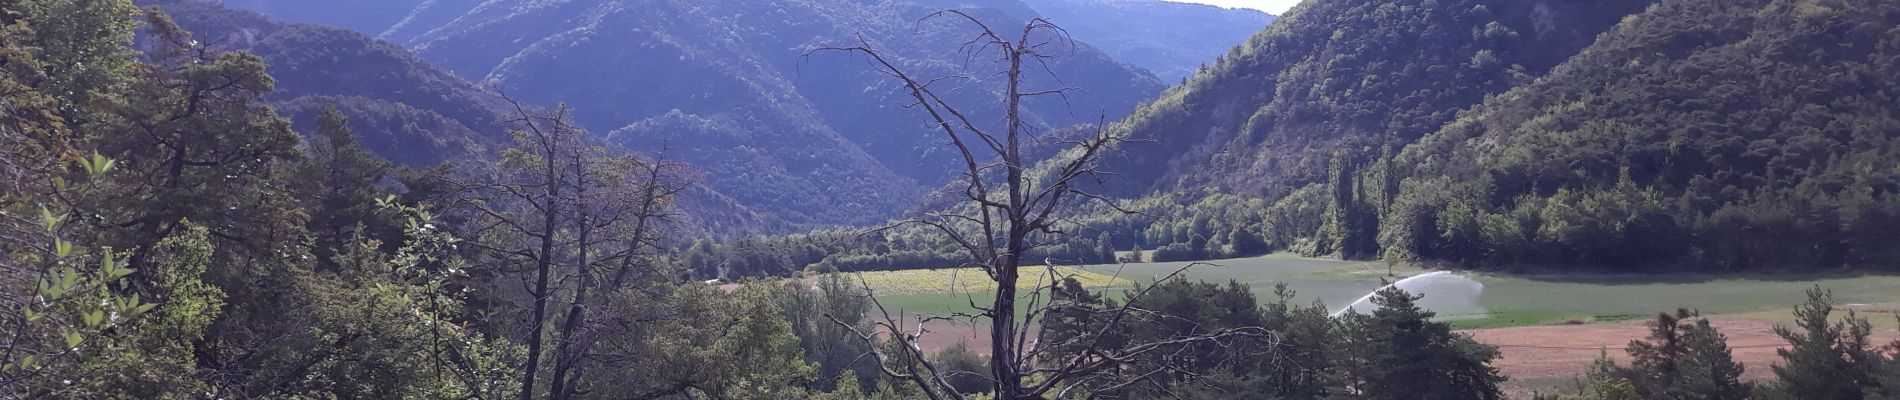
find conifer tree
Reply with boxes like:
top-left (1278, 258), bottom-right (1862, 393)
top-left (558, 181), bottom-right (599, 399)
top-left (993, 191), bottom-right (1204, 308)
top-left (1626, 309), bottom-right (1749, 399)
top-left (298, 105), bottom-right (395, 270)
top-left (1337, 286), bottom-right (1504, 399)
top-left (1771, 286), bottom-right (1887, 398)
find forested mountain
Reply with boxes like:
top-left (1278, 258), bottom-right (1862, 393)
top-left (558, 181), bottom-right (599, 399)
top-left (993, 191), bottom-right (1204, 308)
top-left (143, 0), bottom-right (505, 166)
top-left (212, 0), bottom-right (425, 35)
top-left (1019, 0), bottom-right (1274, 81)
top-left (9, 0), bottom-right (1900, 399)
top-left (217, 0), bottom-right (1172, 227)
top-left (141, 0), bottom-right (783, 235)
top-left (1383, 0), bottom-right (1900, 270)
top-left (682, 0), bottom-right (1667, 275)
top-left (1035, 0), bottom-right (1900, 273)
top-left (1086, 0), bottom-right (1657, 199)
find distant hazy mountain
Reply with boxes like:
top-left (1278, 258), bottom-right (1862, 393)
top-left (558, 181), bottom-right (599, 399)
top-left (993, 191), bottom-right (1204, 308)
top-left (1020, 0), bottom-right (1274, 82)
top-left (152, 0), bottom-right (506, 167)
top-left (212, 0), bottom-right (429, 36)
top-left (217, 0), bottom-right (1169, 227)
top-left (145, 0), bottom-right (784, 236)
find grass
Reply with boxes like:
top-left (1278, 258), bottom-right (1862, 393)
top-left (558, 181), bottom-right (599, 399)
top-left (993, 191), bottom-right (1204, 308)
top-left (855, 253), bottom-right (1900, 330)
top-left (1445, 310), bottom-right (1644, 330)
top-left (848, 266), bottom-right (1132, 295)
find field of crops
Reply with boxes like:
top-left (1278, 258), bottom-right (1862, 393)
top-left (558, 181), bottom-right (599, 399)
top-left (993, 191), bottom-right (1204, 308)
top-left (854, 255), bottom-right (1900, 398)
top-left (858, 254), bottom-right (1900, 329)
top-left (850, 266), bottom-right (1134, 295)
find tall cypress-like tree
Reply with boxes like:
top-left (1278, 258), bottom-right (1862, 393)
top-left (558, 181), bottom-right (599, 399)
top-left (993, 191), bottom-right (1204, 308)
top-left (1318, 150), bottom-right (1380, 259)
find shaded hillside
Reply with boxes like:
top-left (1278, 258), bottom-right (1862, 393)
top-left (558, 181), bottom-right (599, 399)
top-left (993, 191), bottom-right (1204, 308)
top-left (1384, 0), bottom-right (1900, 270)
top-left (1021, 0), bottom-right (1274, 81)
top-left (1088, 0), bottom-right (1655, 199)
top-left (149, 0), bottom-right (506, 166)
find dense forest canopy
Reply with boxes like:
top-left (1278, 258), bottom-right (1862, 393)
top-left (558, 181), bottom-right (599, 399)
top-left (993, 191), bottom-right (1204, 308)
top-left (1386, 0), bottom-right (1900, 270)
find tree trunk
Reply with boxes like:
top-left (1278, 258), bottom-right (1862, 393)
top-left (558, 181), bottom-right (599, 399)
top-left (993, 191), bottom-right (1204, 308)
top-left (519, 151), bottom-right (562, 400)
top-left (549, 156), bottom-right (591, 400)
top-left (990, 39), bottom-right (1028, 400)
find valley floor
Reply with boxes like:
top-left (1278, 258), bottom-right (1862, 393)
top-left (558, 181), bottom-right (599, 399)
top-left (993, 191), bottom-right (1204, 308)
top-left (1480, 312), bottom-right (1900, 398)
top-left (846, 254), bottom-right (1900, 398)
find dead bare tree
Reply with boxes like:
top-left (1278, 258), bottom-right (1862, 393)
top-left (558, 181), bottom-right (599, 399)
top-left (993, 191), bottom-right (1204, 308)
top-left (811, 10), bottom-right (1270, 399)
top-left (460, 96), bottom-right (696, 400)
top-left (458, 98), bottom-right (580, 400)
top-left (547, 153), bottom-right (693, 400)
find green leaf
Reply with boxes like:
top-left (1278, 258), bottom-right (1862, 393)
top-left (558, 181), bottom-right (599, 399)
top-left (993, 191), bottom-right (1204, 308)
top-left (134, 303), bottom-right (157, 316)
top-left (38, 206), bottom-right (63, 232)
top-left (64, 332), bottom-right (82, 348)
top-left (81, 152), bottom-right (115, 176)
top-left (23, 309), bottom-right (41, 322)
top-left (83, 310), bottom-right (103, 326)
top-left (21, 355), bottom-right (34, 369)
top-left (40, 278), bottom-right (62, 299)
top-left (55, 239), bottom-right (72, 258)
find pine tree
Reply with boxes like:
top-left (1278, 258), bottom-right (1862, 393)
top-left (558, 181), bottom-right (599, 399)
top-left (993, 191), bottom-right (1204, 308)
top-left (1771, 286), bottom-right (1886, 399)
top-left (1626, 309), bottom-right (1749, 399)
top-left (298, 105), bottom-right (395, 270)
top-left (13, 0), bottom-right (138, 120)
top-left (1586, 350), bottom-right (1641, 400)
top-left (1256, 283), bottom-right (1337, 398)
top-left (1338, 286), bottom-right (1504, 399)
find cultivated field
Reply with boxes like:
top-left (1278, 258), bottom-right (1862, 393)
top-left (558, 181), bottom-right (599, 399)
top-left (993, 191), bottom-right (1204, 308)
top-left (850, 254), bottom-right (1900, 397)
top-left (861, 254), bottom-right (1900, 328)
top-left (847, 265), bottom-right (1132, 295)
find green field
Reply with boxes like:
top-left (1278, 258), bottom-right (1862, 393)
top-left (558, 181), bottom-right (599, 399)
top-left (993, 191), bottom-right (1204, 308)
top-left (859, 254), bottom-right (1900, 329)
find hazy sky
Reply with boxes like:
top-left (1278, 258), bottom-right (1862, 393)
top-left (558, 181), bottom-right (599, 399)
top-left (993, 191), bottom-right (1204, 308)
top-left (1171, 0), bottom-right (1302, 14)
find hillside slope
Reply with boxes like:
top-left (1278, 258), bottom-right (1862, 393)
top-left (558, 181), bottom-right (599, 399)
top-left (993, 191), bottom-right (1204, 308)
top-left (214, 0), bottom-right (1171, 226)
top-left (145, 0), bottom-right (783, 235)
top-left (414, 0), bottom-right (1166, 226)
top-left (1020, 0), bottom-right (1275, 81)
top-left (1385, 0), bottom-right (1900, 270)
top-left (150, 0), bottom-right (505, 166)
top-left (1087, 0), bottom-right (1655, 199)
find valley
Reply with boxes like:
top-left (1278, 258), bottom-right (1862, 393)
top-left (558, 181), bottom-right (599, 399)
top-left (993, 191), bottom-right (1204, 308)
top-left (5, 0), bottom-right (1899, 398)
top-left (844, 255), bottom-right (1900, 396)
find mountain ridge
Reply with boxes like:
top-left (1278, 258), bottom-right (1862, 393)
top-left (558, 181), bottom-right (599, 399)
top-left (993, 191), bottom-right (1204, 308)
top-left (211, 0), bottom-right (1275, 227)
top-left (143, 0), bottom-right (787, 236)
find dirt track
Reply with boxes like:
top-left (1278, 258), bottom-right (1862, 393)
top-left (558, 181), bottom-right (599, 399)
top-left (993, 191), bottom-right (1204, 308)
top-left (907, 315), bottom-right (1900, 398)
top-left (1474, 316), bottom-right (1899, 397)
